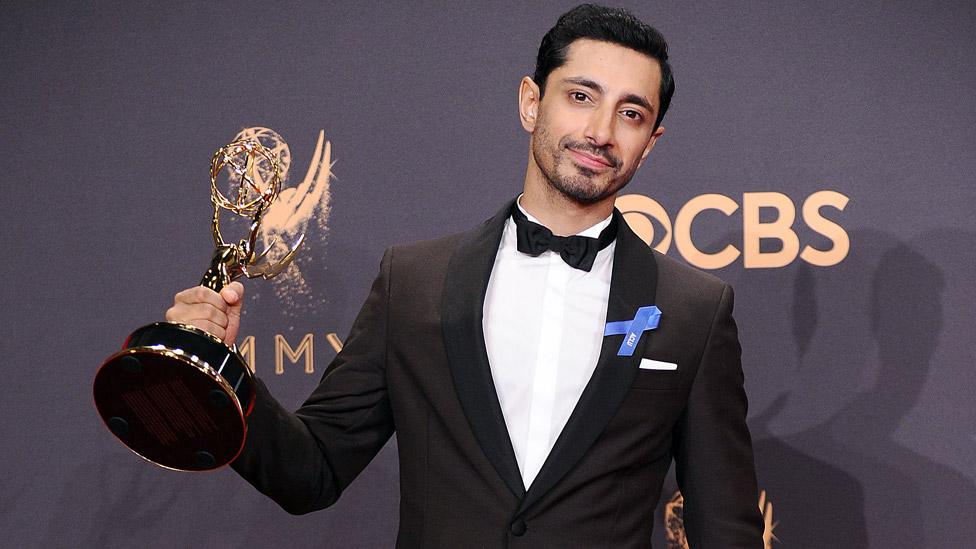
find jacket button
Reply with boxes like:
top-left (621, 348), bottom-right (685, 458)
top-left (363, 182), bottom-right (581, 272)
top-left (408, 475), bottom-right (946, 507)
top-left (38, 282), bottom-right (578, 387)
top-left (510, 519), bottom-right (527, 536)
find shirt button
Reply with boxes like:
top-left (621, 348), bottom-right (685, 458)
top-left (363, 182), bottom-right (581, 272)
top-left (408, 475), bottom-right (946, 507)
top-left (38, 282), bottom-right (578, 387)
top-left (510, 518), bottom-right (527, 536)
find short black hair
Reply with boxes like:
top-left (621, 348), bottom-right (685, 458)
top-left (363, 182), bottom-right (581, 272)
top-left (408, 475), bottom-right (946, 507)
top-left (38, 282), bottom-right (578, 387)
top-left (534, 4), bottom-right (674, 130)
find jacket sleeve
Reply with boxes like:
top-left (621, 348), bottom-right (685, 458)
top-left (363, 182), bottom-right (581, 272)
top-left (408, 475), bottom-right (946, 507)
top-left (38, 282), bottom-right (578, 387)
top-left (672, 283), bottom-right (765, 548)
top-left (231, 249), bottom-right (395, 515)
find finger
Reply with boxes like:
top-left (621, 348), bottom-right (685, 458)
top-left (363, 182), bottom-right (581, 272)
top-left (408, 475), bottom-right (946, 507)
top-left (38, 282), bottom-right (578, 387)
top-left (222, 282), bottom-right (244, 344)
top-left (220, 281), bottom-right (244, 305)
top-left (224, 299), bottom-right (242, 346)
top-left (174, 286), bottom-right (228, 313)
top-left (161, 313), bottom-right (226, 340)
top-left (184, 319), bottom-right (225, 341)
top-left (165, 302), bottom-right (229, 328)
top-left (223, 320), bottom-right (239, 346)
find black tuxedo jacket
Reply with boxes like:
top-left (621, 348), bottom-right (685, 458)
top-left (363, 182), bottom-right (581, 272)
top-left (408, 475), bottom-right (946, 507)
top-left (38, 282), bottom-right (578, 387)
top-left (232, 201), bottom-right (764, 548)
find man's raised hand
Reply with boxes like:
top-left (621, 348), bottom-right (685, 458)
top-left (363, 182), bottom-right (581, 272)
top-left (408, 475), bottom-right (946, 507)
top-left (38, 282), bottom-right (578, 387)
top-left (164, 281), bottom-right (244, 345)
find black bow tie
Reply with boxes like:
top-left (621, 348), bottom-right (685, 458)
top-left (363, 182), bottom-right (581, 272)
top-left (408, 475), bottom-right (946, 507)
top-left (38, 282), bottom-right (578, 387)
top-left (511, 203), bottom-right (618, 272)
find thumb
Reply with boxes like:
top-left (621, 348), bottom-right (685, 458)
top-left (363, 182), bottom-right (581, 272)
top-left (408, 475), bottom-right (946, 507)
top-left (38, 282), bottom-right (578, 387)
top-left (220, 282), bottom-right (244, 345)
top-left (220, 281), bottom-right (244, 305)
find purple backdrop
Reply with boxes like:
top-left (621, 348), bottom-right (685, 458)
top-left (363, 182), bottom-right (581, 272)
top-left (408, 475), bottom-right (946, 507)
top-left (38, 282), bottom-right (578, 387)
top-left (3, 1), bottom-right (974, 547)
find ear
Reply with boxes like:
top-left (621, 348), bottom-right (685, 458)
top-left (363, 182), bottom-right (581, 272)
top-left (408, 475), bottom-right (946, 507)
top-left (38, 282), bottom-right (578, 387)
top-left (518, 76), bottom-right (541, 133)
top-left (637, 125), bottom-right (665, 169)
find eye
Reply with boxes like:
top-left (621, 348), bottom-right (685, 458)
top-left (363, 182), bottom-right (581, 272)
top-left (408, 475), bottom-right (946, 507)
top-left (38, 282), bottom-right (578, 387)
top-left (570, 91), bottom-right (590, 103)
top-left (621, 109), bottom-right (644, 121)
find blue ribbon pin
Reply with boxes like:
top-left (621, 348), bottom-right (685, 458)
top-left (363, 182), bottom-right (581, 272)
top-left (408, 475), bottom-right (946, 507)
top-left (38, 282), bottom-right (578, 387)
top-left (604, 306), bottom-right (662, 357)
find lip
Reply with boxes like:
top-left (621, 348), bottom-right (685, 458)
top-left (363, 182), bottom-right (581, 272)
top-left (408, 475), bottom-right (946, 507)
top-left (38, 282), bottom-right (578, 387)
top-left (568, 148), bottom-right (613, 170)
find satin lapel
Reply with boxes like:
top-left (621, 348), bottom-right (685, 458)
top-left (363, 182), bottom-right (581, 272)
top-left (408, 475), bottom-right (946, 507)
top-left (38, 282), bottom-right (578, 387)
top-left (516, 211), bottom-right (659, 515)
top-left (441, 200), bottom-right (526, 499)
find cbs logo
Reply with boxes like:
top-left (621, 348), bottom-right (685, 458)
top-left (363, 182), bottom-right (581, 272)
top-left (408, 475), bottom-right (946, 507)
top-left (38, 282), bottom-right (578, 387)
top-left (615, 191), bottom-right (849, 269)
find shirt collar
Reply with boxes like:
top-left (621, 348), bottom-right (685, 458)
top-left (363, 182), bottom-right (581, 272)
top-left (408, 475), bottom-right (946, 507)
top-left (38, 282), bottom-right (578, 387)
top-left (515, 194), bottom-right (614, 239)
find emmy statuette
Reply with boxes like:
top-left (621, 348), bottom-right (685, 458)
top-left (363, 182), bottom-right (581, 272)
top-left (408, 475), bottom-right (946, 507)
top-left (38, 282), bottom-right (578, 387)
top-left (93, 138), bottom-right (304, 471)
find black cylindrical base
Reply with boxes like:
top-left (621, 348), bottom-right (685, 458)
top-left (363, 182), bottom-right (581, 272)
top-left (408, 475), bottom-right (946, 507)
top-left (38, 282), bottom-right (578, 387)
top-left (93, 322), bottom-right (254, 471)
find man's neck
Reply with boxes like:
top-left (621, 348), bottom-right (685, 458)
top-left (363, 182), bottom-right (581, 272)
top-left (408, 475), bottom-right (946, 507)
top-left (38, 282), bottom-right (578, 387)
top-left (519, 182), bottom-right (615, 237)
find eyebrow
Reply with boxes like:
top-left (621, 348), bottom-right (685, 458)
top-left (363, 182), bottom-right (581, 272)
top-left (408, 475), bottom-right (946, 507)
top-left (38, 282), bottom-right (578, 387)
top-left (562, 76), bottom-right (656, 114)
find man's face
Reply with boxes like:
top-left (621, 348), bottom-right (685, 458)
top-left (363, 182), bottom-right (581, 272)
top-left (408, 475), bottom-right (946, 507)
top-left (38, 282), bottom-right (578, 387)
top-left (526, 39), bottom-right (664, 204)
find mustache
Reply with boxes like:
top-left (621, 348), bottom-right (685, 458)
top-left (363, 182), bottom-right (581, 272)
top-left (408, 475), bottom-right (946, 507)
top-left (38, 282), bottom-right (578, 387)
top-left (561, 139), bottom-right (620, 168)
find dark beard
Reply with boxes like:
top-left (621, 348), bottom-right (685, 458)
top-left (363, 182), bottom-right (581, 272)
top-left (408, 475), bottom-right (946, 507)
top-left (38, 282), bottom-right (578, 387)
top-left (532, 124), bottom-right (631, 205)
top-left (548, 166), bottom-right (613, 204)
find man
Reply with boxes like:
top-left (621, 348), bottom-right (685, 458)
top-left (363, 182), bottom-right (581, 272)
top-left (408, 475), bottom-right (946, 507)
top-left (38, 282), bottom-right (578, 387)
top-left (167, 4), bottom-right (764, 547)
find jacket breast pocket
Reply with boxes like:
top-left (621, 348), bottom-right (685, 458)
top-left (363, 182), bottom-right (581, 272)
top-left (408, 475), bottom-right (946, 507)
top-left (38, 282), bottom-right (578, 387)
top-left (630, 357), bottom-right (686, 391)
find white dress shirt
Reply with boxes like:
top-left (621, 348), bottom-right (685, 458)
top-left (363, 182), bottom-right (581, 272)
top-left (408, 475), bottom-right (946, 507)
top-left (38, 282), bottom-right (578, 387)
top-left (482, 199), bottom-right (615, 488)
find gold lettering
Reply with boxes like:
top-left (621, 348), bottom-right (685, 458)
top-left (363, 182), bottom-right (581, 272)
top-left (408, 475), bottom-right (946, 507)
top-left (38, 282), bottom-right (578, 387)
top-left (743, 192), bottom-right (800, 268)
top-left (800, 190), bottom-right (850, 266)
top-left (674, 194), bottom-right (741, 269)
top-left (325, 332), bottom-right (344, 353)
top-left (274, 333), bottom-right (314, 375)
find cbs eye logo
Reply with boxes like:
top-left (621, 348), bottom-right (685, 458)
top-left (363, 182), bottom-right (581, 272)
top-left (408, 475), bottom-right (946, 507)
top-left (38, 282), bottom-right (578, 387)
top-left (615, 191), bottom-right (849, 269)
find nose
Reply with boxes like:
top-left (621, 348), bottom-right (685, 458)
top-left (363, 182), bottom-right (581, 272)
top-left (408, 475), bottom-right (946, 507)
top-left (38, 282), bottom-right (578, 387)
top-left (583, 105), bottom-right (615, 148)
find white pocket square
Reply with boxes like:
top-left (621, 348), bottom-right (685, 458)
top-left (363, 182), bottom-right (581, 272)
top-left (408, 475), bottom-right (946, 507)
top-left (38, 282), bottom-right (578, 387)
top-left (639, 358), bottom-right (677, 371)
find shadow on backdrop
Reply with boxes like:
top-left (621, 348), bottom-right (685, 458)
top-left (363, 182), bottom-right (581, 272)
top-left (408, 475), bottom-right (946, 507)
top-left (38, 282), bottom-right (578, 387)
top-left (752, 227), bottom-right (976, 548)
